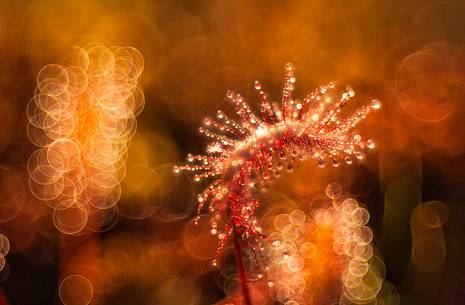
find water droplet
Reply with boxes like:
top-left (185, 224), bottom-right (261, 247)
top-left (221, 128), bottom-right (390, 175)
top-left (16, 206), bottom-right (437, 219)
top-left (346, 85), bottom-right (355, 97)
top-left (366, 139), bottom-right (375, 149)
top-left (285, 63), bottom-right (294, 71)
top-left (371, 99), bottom-right (382, 110)
top-left (356, 152), bottom-right (365, 160)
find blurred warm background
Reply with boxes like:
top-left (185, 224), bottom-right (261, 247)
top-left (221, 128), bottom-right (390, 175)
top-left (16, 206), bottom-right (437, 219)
top-left (0, 0), bottom-right (465, 304)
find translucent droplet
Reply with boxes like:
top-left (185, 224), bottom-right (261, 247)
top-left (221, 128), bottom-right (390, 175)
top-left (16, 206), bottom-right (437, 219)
top-left (203, 118), bottom-right (211, 126)
top-left (371, 99), bottom-right (382, 110)
top-left (356, 152), bottom-right (365, 160)
top-left (285, 63), bottom-right (294, 71)
top-left (366, 139), bottom-right (375, 149)
top-left (346, 85), bottom-right (355, 97)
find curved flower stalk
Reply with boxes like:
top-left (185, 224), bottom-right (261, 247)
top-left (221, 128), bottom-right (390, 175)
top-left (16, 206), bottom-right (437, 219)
top-left (175, 63), bottom-right (381, 260)
top-left (176, 64), bottom-right (381, 305)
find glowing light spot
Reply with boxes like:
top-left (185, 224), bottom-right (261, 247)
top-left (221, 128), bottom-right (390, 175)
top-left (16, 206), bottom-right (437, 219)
top-left (28, 44), bottom-right (145, 233)
top-left (59, 274), bottom-right (93, 305)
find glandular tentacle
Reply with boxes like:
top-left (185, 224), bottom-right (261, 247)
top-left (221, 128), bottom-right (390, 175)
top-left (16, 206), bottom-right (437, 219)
top-left (175, 63), bottom-right (381, 258)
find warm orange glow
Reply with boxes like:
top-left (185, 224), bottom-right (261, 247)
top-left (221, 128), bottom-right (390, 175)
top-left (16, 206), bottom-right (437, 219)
top-left (0, 1), bottom-right (462, 304)
top-left (27, 44), bottom-right (144, 234)
top-left (263, 184), bottom-right (384, 304)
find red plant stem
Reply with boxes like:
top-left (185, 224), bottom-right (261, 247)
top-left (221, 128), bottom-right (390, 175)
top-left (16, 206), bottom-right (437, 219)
top-left (233, 225), bottom-right (253, 305)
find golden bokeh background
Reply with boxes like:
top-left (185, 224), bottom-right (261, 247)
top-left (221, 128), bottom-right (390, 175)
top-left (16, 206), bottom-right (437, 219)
top-left (0, 0), bottom-right (464, 304)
